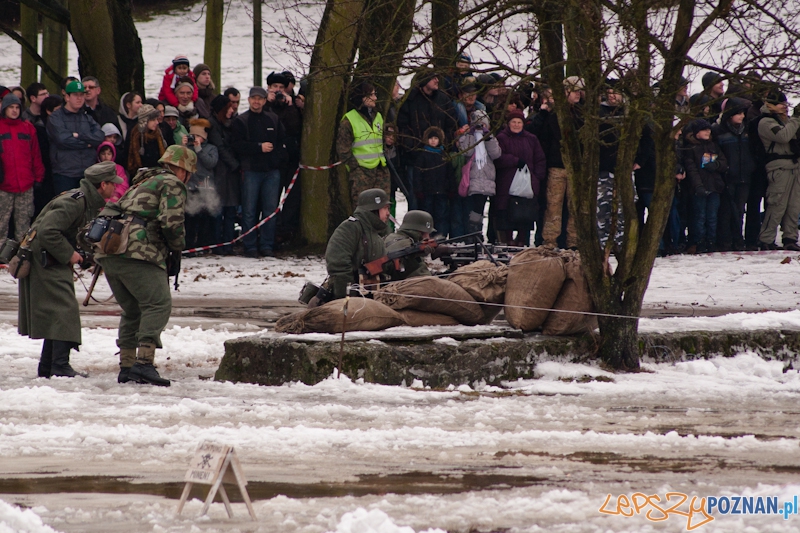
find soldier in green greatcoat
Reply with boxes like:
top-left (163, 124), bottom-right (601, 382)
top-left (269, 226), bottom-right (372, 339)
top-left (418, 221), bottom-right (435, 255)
top-left (95, 145), bottom-right (197, 386)
top-left (18, 161), bottom-right (121, 378)
top-left (325, 188), bottom-right (391, 300)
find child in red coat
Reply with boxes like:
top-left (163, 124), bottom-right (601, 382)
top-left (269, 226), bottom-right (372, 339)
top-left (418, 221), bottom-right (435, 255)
top-left (158, 55), bottom-right (199, 107)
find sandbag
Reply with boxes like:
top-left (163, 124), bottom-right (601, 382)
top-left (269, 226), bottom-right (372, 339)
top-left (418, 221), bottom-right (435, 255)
top-left (398, 309), bottom-right (461, 327)
top-left (447, 260), bottom-right (507, 304)
top-left (275, 298), bottom-right (403, 334)
top-left (375, 277), bottom-right (484, 326)
top-left (542, 253), bottom-right (598, 335)
top-left (504, 247), bottom-right (566, 331)
top-left (479, 304), bottom-right (502, 325)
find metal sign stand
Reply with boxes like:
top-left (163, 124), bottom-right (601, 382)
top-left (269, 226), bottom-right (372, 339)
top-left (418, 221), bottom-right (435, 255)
top-left (177, 442), bottom-right (256, 520)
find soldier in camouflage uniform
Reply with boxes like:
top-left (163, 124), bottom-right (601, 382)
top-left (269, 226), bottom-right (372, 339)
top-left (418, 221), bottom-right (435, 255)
top-left (384, 210), bottom-right (436, 281)
top-left (18, 161), bottom-right (121, 378)
top-left (325, 188), bottom-right (391, 299)
top-left (95, 145), bottom-right (197, 386)
top-left (336, 82), bottom-right (391, 209)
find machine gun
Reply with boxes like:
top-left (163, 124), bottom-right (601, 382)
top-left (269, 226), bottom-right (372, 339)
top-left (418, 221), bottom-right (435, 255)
top-left (440, 242), bottom-right (526, 272)
top-left (359, 231), bottom-right (482, 288)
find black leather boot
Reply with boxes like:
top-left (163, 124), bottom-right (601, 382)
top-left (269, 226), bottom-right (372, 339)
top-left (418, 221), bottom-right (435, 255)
top-left (50, 341), bottom-right (88, 378)
top-left (128, 343), bottom-right (170, 386)
top-left (38, 340), bottom-right (53, 378)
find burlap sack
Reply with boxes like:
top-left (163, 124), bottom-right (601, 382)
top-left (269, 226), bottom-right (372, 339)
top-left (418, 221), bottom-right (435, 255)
top-left (542, 253), bottom-right (598, 335)
top-left (275, 298), bottom-right (403, 334)
top-left (375, 277), bottom-right (484, 326)
top-left (398, 309), bottom-right (461, 327)
top-left (504, 247), bottom-right (566, 331)
top-left (447, 260), bottom-right (508, 304)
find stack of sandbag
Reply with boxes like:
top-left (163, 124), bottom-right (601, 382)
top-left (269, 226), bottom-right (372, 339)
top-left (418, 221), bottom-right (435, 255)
top-left (275, 298), bottom-right (403, 334)
top-left (447, 260), bottom-right (508, 324)
top-left (375, 277), bottom-right (484, 326)
top-left (542, 251), bottom-right (597, 335)
top-left (396, 309), bottom-right (460, 327)
top-left (504, 247), bottom-right (566, 331)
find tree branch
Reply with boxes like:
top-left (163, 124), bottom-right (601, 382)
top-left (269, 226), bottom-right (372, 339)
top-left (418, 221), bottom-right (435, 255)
top-left (19, 0), bottom-right (70, 25)
top-left (0, 21), bottom-right (65, 86)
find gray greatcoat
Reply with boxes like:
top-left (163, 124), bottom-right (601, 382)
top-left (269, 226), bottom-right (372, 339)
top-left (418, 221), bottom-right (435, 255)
top-left (18, 179), bottom-right (106, 344)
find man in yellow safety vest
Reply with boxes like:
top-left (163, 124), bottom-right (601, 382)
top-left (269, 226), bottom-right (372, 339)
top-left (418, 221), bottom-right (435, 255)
top-left (336, 81), bottom-right (390, 209)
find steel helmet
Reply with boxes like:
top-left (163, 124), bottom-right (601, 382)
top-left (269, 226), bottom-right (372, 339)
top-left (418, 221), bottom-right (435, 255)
top-left (158, 145), bottom-right (197, 174)
top-left (357, 188), bottom-right (390, 209)
top-left (400, 210), bottom-right (435, 233)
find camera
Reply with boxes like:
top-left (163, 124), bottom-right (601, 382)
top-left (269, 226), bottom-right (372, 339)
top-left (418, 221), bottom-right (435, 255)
top-left (186, 134), bottom-right (196, 145)
top-left (274, 92), bottom-right (285, 103)
top-left (86, 217), bottom-right (110, 243)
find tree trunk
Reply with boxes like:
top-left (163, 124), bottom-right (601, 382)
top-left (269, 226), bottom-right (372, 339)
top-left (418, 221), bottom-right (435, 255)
top-left (69, 0), bottom-right (144, 106)
top-left (20, 5), bottom-right (38, 87)
top-left (352, 0), bottom-right (415, 116)
top-left (299, 0), bottom-right (365, 244)
top-left (41, 0), bottom-right (67, 93)
top-left (253, 0), bottom-right (262, 86)
top-left (204, 0), bottom-right (224, 90)
top-left (596, 313), bottom-right (640, 371)
top-left (431, 0), bottom-right (458, 68)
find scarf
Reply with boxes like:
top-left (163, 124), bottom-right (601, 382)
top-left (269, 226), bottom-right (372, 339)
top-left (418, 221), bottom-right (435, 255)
top-left (473, 131), bottom-right (487, 170)
top-left (128, 128), bottom-right (166, 174)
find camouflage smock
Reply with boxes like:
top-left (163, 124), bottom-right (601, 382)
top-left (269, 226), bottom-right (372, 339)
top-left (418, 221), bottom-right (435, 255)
top-left (96, 168), bottom-right (187, 269)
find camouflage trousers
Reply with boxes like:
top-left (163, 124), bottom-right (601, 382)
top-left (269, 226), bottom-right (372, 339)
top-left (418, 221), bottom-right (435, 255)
top-left (597, 171), bottom-right (627, 249)
top-left (0, 188), bottom-right (34, 249)
top-left (98, 255), bottom-right (172, 353)
top-left (542, 167), bottom-right (577, 248)
top-left (348, 164), bottom-right (391, 210)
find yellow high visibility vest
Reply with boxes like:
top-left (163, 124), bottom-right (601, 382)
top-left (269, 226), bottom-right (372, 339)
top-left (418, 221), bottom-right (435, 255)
top-left (344, 109), bottom-right (386, 169)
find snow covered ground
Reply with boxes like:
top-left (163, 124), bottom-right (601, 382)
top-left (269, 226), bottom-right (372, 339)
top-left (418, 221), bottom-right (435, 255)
top-left (2, 247), bottom-right (800, 532)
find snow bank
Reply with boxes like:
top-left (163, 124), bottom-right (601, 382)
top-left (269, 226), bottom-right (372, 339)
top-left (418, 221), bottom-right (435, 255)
top-left (0, 500), bottom-right (59, 533)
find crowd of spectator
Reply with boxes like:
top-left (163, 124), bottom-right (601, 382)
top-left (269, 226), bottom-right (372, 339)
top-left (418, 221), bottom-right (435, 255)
top-left (1, 53), bottom-right (798, 258)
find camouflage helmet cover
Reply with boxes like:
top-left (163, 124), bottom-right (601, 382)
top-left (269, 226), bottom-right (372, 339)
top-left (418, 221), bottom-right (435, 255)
top-left (158, 145), bottom-right (197, 174)
top-left (357, 188), bottom-right (390, 209)
top-left (400, 210), bottom-right (435, 233)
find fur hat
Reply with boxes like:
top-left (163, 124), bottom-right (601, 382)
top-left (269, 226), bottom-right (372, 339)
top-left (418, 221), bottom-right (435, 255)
top-left (189, 118), bottom-right (211, 140)
top-left (266, 71), bottom-right (291, 87)
top-left (563, 76), bottom-right (585, 92)
top-left (423, 126), bottom-right (445, 144)
top-left (765, 89), bottom-right (788, 105)
top-left (349, 81), bottom-right (375, 108)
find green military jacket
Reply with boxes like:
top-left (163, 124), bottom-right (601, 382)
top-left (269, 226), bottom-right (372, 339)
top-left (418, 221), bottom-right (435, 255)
top-left (18, 179), bottom-right (107, 344)
top-left (384, 229), bottom-right (432, 281)
top-left (96, 168), bottom-right (187, 269)
top-left (325, 206), bottom-right (387, 299)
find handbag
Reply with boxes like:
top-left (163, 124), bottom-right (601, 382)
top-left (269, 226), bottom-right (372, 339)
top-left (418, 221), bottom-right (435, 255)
top-left (508, 196), bottom-right (538, 225)
top-left (458, 154), bottom-right (474, 197)
top-left (508, 165), bottom-right (534, 199)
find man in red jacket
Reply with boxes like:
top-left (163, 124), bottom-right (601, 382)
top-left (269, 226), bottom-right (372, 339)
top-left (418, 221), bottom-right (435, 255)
top-left (0, 93), bottom-right (45, 248)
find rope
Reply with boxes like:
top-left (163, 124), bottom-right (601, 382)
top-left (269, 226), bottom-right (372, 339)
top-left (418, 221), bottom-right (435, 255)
top-left (182, 161), bottom-right (342, 255)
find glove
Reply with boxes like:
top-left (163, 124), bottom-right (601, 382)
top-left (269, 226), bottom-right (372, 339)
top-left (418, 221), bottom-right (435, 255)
top-left (516, 159), bottom-right (526, 170)
top-left (431, 245), bottom-right (453, 260)
top-left (793, 105), bottom-right (800, 118)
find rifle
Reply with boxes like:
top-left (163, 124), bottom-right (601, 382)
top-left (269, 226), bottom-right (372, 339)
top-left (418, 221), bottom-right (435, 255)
top-left (82, 265), bottom-right (103, 306)
top-left (441, 243), bottom-right (526, 271)
top-left (361, 231), bottom-right (482, 278)
top-left (385, 157), bottom-right (411, 199)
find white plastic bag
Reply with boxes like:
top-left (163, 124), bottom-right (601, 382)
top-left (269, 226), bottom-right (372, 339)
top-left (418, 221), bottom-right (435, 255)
top-left (508, 165), bottom-right (534, 199)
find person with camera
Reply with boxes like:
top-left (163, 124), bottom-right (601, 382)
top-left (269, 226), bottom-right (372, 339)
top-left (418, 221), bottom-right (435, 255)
top-left (18, 161), bottom-right (120, 379)
top-left (756, 90), bottom-right (800, 251)
top-left (93, 145), bottom-right (196, 386)
top-left (231, 86), bottom-right (286, 258)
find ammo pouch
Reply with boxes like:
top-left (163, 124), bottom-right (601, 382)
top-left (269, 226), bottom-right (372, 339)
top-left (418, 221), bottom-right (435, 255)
top-left (84, 214), bottom-right (144, 255)
top-left (8, 247), bottom-right (32, 279)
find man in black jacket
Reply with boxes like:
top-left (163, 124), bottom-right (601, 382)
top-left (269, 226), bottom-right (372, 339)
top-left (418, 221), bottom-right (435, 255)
top-left (82, 76), bottom-right (120, 132)
top-left (231, 86), bottom-right (286, 257)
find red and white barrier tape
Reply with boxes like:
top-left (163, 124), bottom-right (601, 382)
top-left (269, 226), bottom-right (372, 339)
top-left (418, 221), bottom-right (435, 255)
top-left (182, 161), bottom-right (342, 254)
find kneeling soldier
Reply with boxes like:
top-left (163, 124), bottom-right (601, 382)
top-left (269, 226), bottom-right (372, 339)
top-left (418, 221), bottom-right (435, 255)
top-left (95, 145), bottom-right (197, 386)
top-left (325, 188), bottom-right (391, 299)
top-left (384, 210), bottom-right (437, 280)
top-left (18, 161), bottom-right (121, 378)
